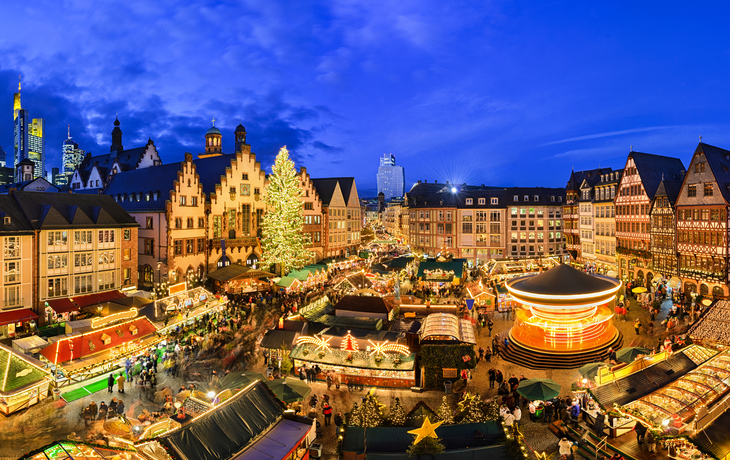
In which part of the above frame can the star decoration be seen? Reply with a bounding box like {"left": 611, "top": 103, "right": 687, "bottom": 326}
{"left": 407, "top": 416, "right": 443, "bottom": 445}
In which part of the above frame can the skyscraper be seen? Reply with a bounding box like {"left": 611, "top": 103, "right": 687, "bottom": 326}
{"left": 58, "top": 125, "right": 85, "bottom": 186}
{"left": 12, "top": 76, "right": 45, "bottom": 180}
{"left": 377, "top": 153, "right": 405, "bottom": 200}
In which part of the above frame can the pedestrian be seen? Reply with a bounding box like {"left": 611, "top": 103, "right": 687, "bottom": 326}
{"left": 323, "top": 402, "right": 333, "bottom": 426}
{"left": 326, "top": 373, "right": 333, "bottom": 390}
{"left": 608, "top": 348, "right": 617, "bottom": 365}
{"left": 594, "top": 411, "right": 605, "bottom": 436}
{"left": 108, "top": 398, "right": 118, "bottom": 415}
{"left": 116, "top": 373, "right": 126, "bottom": 394}
{"left": 82, "top": 405, "right": 92, "bottom": 427}
{"left": 634, "top": 319, "right": 641, "bottom": 335}
{"left": 646, "top": 429, "right": 657, "bottom": 453}
{"left": 98, "top": 401, "right": 108, "bottom": 420}
{"left": 503, "top": 410, "right": 515, "bottom": 433}
{"left": 488, "top": 368, "right": 496, "bottom": 389}
{"left": 334, "top": 373, "right": 341, "bottom": 390}
{"left": 513, "top": 406, "right": 522, "bottom": 428}
{"left": 487, "top": 319, "right": 494, "bottom": 336}
{"left": 529, "top": 401, "right": 537, "bottom": 421}
{"left": 116, "top": 400, "right": 125, "bottom": 416}
{"left": 299, "top": 366, "right": 306, "bottom": 381}
{"left": 334, "top": 412, "right": 343, "bottom": 430}
{"left": 107, "top": 373, "right": 115, "bottom": 393}
{"left": 558, "top": 438, "right": 572, "bottom": 458}
{"left": 634, "top": 421, "right": 647, "bottom": 444}
{"left": 647, "top": 321, "right": 654, "bottom": 335}
{"left": 88, "top": 400, "right": 98, "bottom": 421}
{"left": 495, "top": 370, "right": 504, "bottom": 387}
{"left": 484, "top": 347, "right": 492, "bottom": 363}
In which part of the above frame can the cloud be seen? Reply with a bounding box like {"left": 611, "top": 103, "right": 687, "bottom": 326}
{"left": 541, "top": 126, "right": 678, "bottom": 146}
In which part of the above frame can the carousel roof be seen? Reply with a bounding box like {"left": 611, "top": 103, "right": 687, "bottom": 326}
{"left": 508, "top": 263, "right": 619, "bottom": 296}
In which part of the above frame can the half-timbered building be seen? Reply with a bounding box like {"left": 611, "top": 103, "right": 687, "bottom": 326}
{"left": 676, "top": 143, "right": 730, "bottom": 297}
{"left": 563, "top": 168, "right": 610, "bottom": 264}
{"left": 649, "top": 178, "right": 682, "bottom": 281}
{"left": 615, "top": 151, "right": 685, "bottom": 285}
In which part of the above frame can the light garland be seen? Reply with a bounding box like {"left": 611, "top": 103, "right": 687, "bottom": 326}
{"left": 91, "top": 308, "right": 138, "bottom": 329}
{"left": 367, "top": 340, "right": 410, "bottom": 357}
{"left": 296, "top": 335, "right": 332, "bottom": 353}
{"left": 341, "top": 331, "right": 359, "bottom": 352}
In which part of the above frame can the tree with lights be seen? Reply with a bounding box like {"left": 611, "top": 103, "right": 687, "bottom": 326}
{"left": 436, "top": 396, "right": 454, "bottom": 424}
{"left": 484, "top": 398, "right": 500, "bottom": 421}
{"left": 388, "top": 397, "right": 407, "bottom": 426}
{"left": 260, "top": 146, "right": 312, "bottom": 275}
{"left": 461, "top": 392, "right": 486, "bottom": 424}
{"left": 349, "top": 393, "right": 385, "bottom": 428}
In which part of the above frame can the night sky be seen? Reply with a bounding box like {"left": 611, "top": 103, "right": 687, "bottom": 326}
{"left": 1, "top": 1, "right": 729, "bottom": 196}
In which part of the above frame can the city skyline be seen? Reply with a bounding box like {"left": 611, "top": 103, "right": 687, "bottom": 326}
{"left": 3, "top": 2, "right": 730, "bottom": 192}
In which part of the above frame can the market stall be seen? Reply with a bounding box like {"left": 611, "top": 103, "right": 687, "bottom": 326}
{"left": 154, "top": 286, "right": 227, "bottom": 332}
{"left": 0, "top": 343, "right": 53, "bottom": 415}
{"left": 208, "top": 263, "right": 276, "bottom": 293}
{"left": 419, "top": 312, "right": 476, "bottom": 344}
{"left": 0, "top": 308, "right": 38, "bottom": 340}
{"left": 290, "top": 330, "right": 416, "bottom": 388}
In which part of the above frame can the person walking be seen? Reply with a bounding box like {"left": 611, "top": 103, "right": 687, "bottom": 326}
{"left": 513, "top": 406, "right": 522, "bottom": 429}
{"left": 558, "top": 438, "right": 572, "bottom": 458}
{"left": 116, "top": 400, "right": 125, "bottom": 417}
{"left": 495, "top": 370, "right": 504, "bottom": 387}
{"left": 323, "top": 402, "right": 333, "bottom": 426}
{"left": 488, "top": 368, "right": 496, "bottom": 389}
{"left": 484, "top": 347, "right": 492, "bottom": 363}
{"left": 634, "top": 421, "right": 647, "bottom": 444}
{"left": 634, "top": 319, "right": 642, "bottom": 335}
{"left": 107, "top": 373, "right": 115, "bottom": 393}
{"left": 334, "top": 412, "right": 343, "bottom": 430}
{"left": 88, "top": 401, "right": 98, "bottom": 421}
{"left": 116, "top": 372, "right": 126, "bottom": 394}
{"left": 487, "top": 319, "right": 494, "bottom": 337}
{"left": 98, "top": 401, "right": 108, "bottom": 420}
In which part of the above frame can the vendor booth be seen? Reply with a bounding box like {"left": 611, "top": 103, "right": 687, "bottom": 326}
{"left": 12, "top": 335, "right": 49, "bottom": 357}
{"left": 0, "top": 308, "right": 38, "bottom": 340}
{"left": 208, "top": 263, "right": 275, "bottom": 293}
{"left": 154, "top": 286, "right": 226, "bottom": 328}
{"left": 0, "top": 343, "right": 53, "bottom": 415}
{"left": 419, "top": 312, "right": 476, "bottom": 344}
{"left": 416, "top": 260, "right": 464, "bottom": 285}
{"left": 290, "top": 330, "right": 416, "bottom": 388}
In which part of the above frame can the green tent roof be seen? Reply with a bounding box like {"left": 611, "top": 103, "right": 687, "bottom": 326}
{"left": 0, "top": 343, "right": 49, "bottom": 393}
{"left": 277, "top": 276, "right": 299, "bottom": 288}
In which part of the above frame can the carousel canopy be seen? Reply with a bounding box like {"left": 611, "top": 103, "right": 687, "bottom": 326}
{"left": 508, "top": 263, "right": 619, "bottom": 296}
{"left": 209, "top": 263, "right": 275, "bottom": 282}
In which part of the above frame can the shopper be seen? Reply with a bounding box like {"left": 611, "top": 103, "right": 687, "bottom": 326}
{"left": 116, "top": 373, "right": 126, "bottom": 394}
{"left": 107, "top": 373, "right": 115, "bottom": 393}
{"left": 323, "top": 402, "right": 333, "bottom": 426}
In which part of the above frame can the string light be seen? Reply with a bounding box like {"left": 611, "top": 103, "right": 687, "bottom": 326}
{"left": 296, "top": 335, "right": 332, "bottom": 353}
{"left": 341, "top": 331, "right": 359, "bottom": 352}
{"left": 367, "top": 340, "right": 410, "bottom": 357}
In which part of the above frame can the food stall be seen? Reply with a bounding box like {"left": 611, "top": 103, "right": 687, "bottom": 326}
{"left": 155, "top": 286, "right": 227, "bottom": 333}
{"left": 207, "top": 263, "right": 276, "bottom": 293}
{"left": 0, "top": 343, "right": 53, "bottom": 415}
{"left": 289, "top": 331, "right": 416, "bottom": 388}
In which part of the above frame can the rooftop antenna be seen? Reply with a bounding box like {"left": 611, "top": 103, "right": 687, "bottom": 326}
{"left": 700, "top": 135, "right": 702, "bottom": 143}
{"left": 68, "top": 124, "right": 71, "bottom": 139}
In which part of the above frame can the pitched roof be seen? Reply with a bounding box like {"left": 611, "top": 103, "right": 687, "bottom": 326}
{"left": 76, "top": 145, "right": 150, "bottom": 183}
{"left": 653, "top": 179, "right": 683, "bottom": 206}
{"left": 104, "top": 162, "right": 183, "bottom": 212}
{"left": 697, "top": 142, "right": 730, "bottom": 203}
{"left": 0, "top": 195, "right": 34, "bottom": 234}
{"left": 0, "top": 343, "right": 50, "bottom": 393}
{"left": 193, "top": 153, "right": 239, "bottom": 196}
{"left": 334, "top": 295, "right": 392, "bottom": 314}
{"left": 630, "top": 151, "right": 686, "bottom": 199}
{"left": 565, "top": 168, "right": 612, "bottom": 192}
{"left": 310, "top": 178, "right": 340, "bottom": 205}
{"left": 12, "top": 191, "right": 138, "bottom": 229}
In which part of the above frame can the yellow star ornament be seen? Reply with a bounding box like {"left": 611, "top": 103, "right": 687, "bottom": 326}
{"left": 407, "top": 416, "right": 444, "bottom": 445}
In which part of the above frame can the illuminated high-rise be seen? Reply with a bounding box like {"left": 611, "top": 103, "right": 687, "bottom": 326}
{"left": 12, "top": 76, "right": 45, "bottom": 180}
{"left": 58, "top": 125, "right": 85, "bottom": 186}
{"left": 377, "top": 153, "right": 405, "bottom": 200}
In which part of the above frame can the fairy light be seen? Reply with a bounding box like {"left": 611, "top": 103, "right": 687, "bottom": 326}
{"left": 296, "top": 335, "right": 332, "bottom": 353}
{"left": 367, "top": 340, "right": 410, "bottom": 357}
{"left": 341, "top": 331, "right": 359, "bottom": 352}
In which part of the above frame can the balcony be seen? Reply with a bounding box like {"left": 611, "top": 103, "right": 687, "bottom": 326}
{"left": 212, "top": 237, "right": 259, "bottom": 250}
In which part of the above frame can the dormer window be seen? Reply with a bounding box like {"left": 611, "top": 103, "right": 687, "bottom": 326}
{"left": 491, "top": 197, "right": 498, "bottom": 205}
{"left": 478, "top": 198, "right": 486, "bottom": 205}
{"left": 3, "top": 217, "right": 10, "bottom": 225}
{"left": 153, "top": 192, "right": 158, "bottom": 200}
{"left": 514, "top": 195, "right": 519, "bottom": 201}
{"left": 534, "top": 195, "right": 539, "bottom": 202}
{"left": 551, "top": 196, "right": 555, "bottom": 202}
{"left": 524, "top": 195, "right": 529, "bottom": 201}
{"left": 466, "top": 198, "right": 473, "bottom": 205}
{"left": 558, "top": 196, "right": 563, "bottom": 202}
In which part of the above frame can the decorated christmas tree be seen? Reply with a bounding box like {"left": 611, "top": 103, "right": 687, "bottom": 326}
{"left": 436, "top": 396, "right": 454, "bottom": 424}
{"left": 348, "top": 402, "right": 362, "bottom": 427}
{"left": 461, "top": 392, "right": 486, "bottom": 424}
{"left": 388, "top": 398, "right": 407, "bottom": 426}
{"left": 456, "top": 391, "right": 476, "bottom": 421}
{"left": 484, "top": 398, "right": 500, "bottom": 421}
{"left": 260, "top": 146, "right": 312, "bottom": 275}
{"left": 358, "top": 392, "right": 385, "bottom": 427}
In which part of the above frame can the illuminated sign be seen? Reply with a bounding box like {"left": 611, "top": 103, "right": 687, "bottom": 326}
{"left": 91, "top": 308, "right": 138, "bottom": 329}
{"left": 169, "top": 282, "right": 187, "bottom": 295}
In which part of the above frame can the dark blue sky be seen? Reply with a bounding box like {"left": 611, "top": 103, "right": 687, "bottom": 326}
{"left": 1, "top": 1, "right": 729, "bottom": 196}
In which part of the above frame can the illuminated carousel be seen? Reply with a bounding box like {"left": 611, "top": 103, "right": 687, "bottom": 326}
{"left": 500, "top": 264, "right": 624, "bottom": 369}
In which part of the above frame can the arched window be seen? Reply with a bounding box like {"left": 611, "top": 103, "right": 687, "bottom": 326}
{"left": 700, "top": 284, "right": 709, "bottom": 296}
{"left": 143, "top": 265, "right": 154, "bottom": 284}
{"left": 229, "top": 229, "right": 236, "bottom": 239}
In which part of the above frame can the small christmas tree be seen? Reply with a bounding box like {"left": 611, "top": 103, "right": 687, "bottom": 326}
{"left": 407, "top": 436, "right": 445, "bottom": 457}
{"left": 461, "top": 392, "right": 486, "bottom": 424}
{"left": 388, "top": 398, "right": 407, "bottom": 426}
{"left": 348, "top": 402, "right": 362, "bottom": 427}
{"left": 436, "top": 396, "right": 454, "bottom": 424}
{"left": 456, "top": 392, "right": 475, "bottom": 420}
{"left": 359, "top": 393, "right": 385, "bottom": 427}
{"left": 484, "top": 398, "right": 500, "bottom": 421}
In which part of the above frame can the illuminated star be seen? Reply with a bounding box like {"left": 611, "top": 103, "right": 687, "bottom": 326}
{"left": 407, "top": 416, "right": 443, "bottom": 445}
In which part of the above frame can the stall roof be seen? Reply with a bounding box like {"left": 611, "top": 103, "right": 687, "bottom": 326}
{"left": 341, "top": 422, "right": 504, "bottom": 453}
{"left": 419, "top": 313, "right": 476, "bottom": 344}
{"left": 71, "top": 290, "right": 125, "bottom": 308}
{"left": 40, "top": 316, "right": 158, "bottom": 365}
{"left": 156, "top": 381, "right": 285, "bottom": 460}
{"left": 0, "top": 308, "right": 38, "bottom": 326}
{"left": 277, "top": 276, "right": 300, "bottom": 288}
{"left": 260, "top": 330, "right": 298, "bottom": 350}
{"left": 388, "top": 257, "right": 414, "bottom": 269}
{"left": 0, "top": 343, "right": 50, "bottom": 393}
{"left": 46, "top": 298, "right": 78, "bottom": 314}
{"left": 389, "top": 319, "right": 422, "bottom": 334}
{"left": 324, "top": 327, "right": 400, "bottom": 343}
{"left": 334, "top": 295, "right": 392, "bottom": 315}
{"left": 12, "top": 335, "right": 48, "bottom": 353}
{"left": 692, "top": 408, "right": 730, "bottom": 460}
{"left": 209, "top": 264, "right": 275, "bottom": 282}
{"left": 234, "top": 418, "right": 313, "bottom": 460}
{"left": 316, "top": 315, "right": 384, "bottom": 331}
{"left": 417, "top": 261, "right": 464, "bottom": 280}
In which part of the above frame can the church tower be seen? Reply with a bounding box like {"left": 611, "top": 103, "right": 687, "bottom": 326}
{"left": 110, "top": 117, "right": 123, "bottom": 153}
{"left": 234, "top": 123, "right": 247, "bottom": 153}
{"left": 202, "top": 118, "right": 223, "bottom": 157}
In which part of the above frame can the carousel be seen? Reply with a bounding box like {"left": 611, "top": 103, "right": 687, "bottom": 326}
{"left": 502, "top": 263, "right": 623, "bottom": 369}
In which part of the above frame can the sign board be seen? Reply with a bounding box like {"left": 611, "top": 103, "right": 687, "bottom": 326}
{"left": 443, "top": 368, "right": 458, "bottom": 379}
{"left": 169, "top": 282, "right": 187, "bottom": 295}
{"left": 465, "top": 299, "right": 475, "bottom": 311}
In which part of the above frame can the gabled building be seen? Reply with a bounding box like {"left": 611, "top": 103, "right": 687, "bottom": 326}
{"left": 563, "top": 168, "right": 611, "bottom": 263}
{"left": 69, "top": 118, "right": 161, "bottom": 190}
{"left": 593, "top": 170, "right": 621, "bottom": 276}
{"left": 578, "top": 168, "right": 613, "bottom": 268}
{"left": 650, "top": 178, "right": 682, "bottom": 281}
{"left": 614, "top": 151, "right": 685, "bottom": 284}
{"left": 298, "top": 167, "right": 324, "bottom": 262}
{"left": 676, "top": 143, "right": 730, "bottom": 297}
{"left": 311, "top": 177, "right": 362, "bottom": 259}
